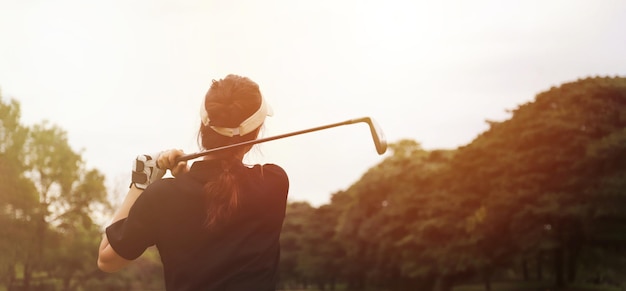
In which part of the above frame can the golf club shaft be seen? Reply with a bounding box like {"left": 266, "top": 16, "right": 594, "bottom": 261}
{"left": 176, "top": 117, "right": 371, "bottom": 163}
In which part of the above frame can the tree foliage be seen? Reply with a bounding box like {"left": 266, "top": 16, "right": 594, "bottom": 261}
{"left": 278, "top": 76, "right": 626, "bottom": 291}
{"left": 0, "top": 94, "right": 120, "bottom": 290}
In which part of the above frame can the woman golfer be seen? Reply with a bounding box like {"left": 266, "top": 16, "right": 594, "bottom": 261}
{"left": 98, "top": 74, "right": 289, "bottom": 291}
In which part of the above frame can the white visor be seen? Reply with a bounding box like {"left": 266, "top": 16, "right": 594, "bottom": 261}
{"left": 200, "top": 98, "right": 273, "bottom": 137}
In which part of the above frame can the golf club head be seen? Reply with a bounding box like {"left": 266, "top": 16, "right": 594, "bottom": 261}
{"left": 354, "top": 117, "right": 387, "bottom": 155}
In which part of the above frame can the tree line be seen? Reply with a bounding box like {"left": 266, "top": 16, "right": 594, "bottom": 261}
{"left": 1, "top": 76, "right": 625, "bottom": 291}
{"left": 278, "top": 76, "right": 626, "bottom": 291}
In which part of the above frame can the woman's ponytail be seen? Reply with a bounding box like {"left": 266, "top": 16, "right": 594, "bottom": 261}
{"left": 203, "top": 159, "right": 240, "bottom": 229}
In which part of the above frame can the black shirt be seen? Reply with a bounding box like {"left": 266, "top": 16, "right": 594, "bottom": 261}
{"left": 106, "top": 160, "right": 289, "bottom": 291}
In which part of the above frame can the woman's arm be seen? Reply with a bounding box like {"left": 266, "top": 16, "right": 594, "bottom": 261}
{"left": 97, "top": 150, "right": 187, "bottom": 273}
{"left": 97, "top": 185, "right": 143, "bottom": 273}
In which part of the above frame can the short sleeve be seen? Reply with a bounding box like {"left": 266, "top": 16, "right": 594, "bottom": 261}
{"left": 262, "top": 164, "right": 289, "bottom": 200}
{"left": 105, "top": 190, "right": 159, "bottom": 260}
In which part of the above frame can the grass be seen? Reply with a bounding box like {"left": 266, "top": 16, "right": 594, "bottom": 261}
{"left": 567, "top": 283, "right": 624, "bottom": 291}
{"left": 454, "top": 281, "right": 550, "bottom": 291}
{"left": 2, "top": 280, "right": 621, "bottom": 291}
{"left": 453, "top": 281, "right": 624, "bottom": 291}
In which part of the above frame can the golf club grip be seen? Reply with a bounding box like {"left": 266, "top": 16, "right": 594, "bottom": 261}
{"left": 175, "top": 118, "right": 371, "bottom": 163}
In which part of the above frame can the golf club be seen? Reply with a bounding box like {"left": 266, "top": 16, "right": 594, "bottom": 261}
{"left": 176, "top": 117, "right": 387, "bottom": 163}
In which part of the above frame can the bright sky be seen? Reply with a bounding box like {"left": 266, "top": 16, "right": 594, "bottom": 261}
{"left": 1, "top": 0, "right": 625, "bottom": 206}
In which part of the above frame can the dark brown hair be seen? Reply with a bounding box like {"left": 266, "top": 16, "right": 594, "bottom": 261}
{"left": 199, "top": 74, "right": 263, "bottom": 229}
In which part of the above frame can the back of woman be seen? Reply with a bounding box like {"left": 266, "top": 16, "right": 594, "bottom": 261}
{"left": 98, "top": 75, "right": 289, "bottom": 291}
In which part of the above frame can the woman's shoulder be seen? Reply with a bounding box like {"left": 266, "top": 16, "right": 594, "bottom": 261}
{"left": 246, "top": 163, "right": 289, "bottom": 191}
{"left": 248, "top": 163, "right": 288, "bottom": 179}
{"left": 259, "top": 163, "right": 287, "bottom": 176}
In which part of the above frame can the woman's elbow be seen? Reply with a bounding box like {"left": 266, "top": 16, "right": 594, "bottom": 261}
{"left": 97, "top": 248, "right": 130, "bottom": 273}
{"left": 97, "top": 256, "right": 123, "bottom": 273}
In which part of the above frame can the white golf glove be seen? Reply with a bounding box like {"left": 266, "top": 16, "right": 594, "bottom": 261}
{"left": 130, "top": 152, "right": 166, "bottom": 190}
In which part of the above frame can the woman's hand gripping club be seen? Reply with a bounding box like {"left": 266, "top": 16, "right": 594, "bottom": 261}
{"left": 130, "top": 150, "right": 189, "bottom": 190}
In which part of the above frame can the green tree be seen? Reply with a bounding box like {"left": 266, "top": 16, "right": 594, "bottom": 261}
{"left": 446, "top": 76, "right": 626, "bottom": 288}
{"left": 50, "top": 169, "right": 109, "bottom": 290}
{"left": 336, "top": 140, "right": 467, "bottom": 291}
{"left": 0, "top": 94, "right": 110, "bottom": 290}
{"left": 322, "top": 77, "right": 626, "bottom": 290}
{"left": 279, "top": 201, "right": 316, "bottom": 289}
{"left": 0, "top": 95, "right": 39, "bottom": 290}
{"left": 296, "top": 202, "right": 345, "bottom": 290}
{"left": 18, "top": 122, "right": 84, "bottom": 290}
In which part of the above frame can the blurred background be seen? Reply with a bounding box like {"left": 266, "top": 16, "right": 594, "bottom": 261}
{"left": 1, "top": 0, "right": 625, "bottom": 290}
